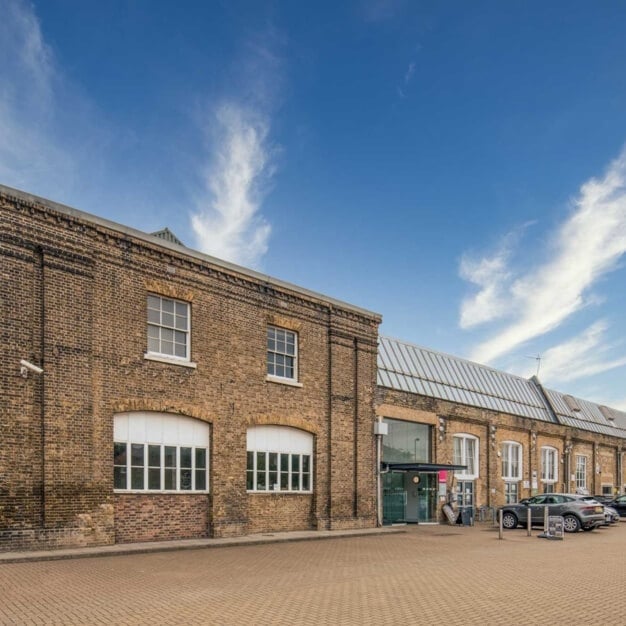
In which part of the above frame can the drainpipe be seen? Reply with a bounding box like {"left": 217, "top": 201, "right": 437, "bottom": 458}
{"left": 37, "top": 247, "right": 46, "bottom": 529}
{"left": 375, "top": 416, "right": 388, "bottom": 527}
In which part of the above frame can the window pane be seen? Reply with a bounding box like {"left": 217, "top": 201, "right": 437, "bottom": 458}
{"left": 114, "top": 466, "right": 127, "bottom": 489}
{"left": 175, "top": 301, "right": 187, "bottom": 317}
{"left": 164, "top": 468, "right": 176, "bottom": 490}
{"left": 180, "top": 447, "right": 192, "bottom": 468}
{"left": 162, "top": 299, "right": 174, "bottom": 313}
{"left": 257, "top": 452, "right": 266, "bottom": 471}
{"left": 247, "top": 451, "right": 254, "bottom": 472}
{"left": 148, "top": 468, "right": 160, "bottom": 490}
{"left": 291, "top": 455, "right": 300, "bottom": 473}
{"left": 247, "top": 470, "right": 254, "bottom": 490}
{"left": 291, "top": 471, "right": 300, "bottom": 491}
{"left": 148, "top": 445, "right": 160, "bottom": 467}
{"left": 269, "top": 471, "right": 278, "bottom": 489}
{"left": 269, "top": 453, "right": 278, "bottom": 471}
{"left": 114, "top": 442, "right": 127, "bottom": 465}
{"left": 302, "top": 455, "right": 310, "bottom": 473}
{"left": 147, "top": 337, "right": 160, "bottom": 353}
{"left": 164, "top": 446, "right": 176, "bottom": 468}
{"left": 280, "top": 472, "right": 289, "bottom": 490}
{"left": 302, "top": 472, "right": 310, "bottom": 491}
{"left": 257, "top": 468, "right": 266, "bottom": 490}
{"left": 281, "top": 454, "right": 289, "bottom": 471}
{"left": 147, "top": 295, "right": 160, "bottom": 310}
{"left": 196, "top": 449, "right": 207, "bottom": 469}
{"left": 131, "top": 443, "right": 144, "bottom": 466}
{"left": 180, "top": 469, "right": 192, "bottom": 490}
{"left": 147, "top": 309, "right": 160, "bottom": 324}
{"left": 131, "top": 467, "right": 144, "bottom": 490}
{"left": 195, "top": 470, "right": 206, "bottom": 491}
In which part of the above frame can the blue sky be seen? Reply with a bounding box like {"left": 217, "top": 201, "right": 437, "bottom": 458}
{"left": 2, "top": 0, "right": 626, "bottom": 409}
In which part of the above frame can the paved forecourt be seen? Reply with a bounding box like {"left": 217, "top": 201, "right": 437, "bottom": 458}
{"left": 1, "top": 523, "right": 625, "bottom": 625}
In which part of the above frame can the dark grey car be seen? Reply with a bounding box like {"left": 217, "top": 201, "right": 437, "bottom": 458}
{"left": 499, "top": 493, "right": 605, "bottom": 532}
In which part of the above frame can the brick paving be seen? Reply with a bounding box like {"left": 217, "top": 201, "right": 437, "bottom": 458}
{"left": 1, "top": 523, "right": 625, "bottom": 625}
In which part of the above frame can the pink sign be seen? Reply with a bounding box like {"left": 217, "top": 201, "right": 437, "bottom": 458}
{"left": 438, "top": 470, "right": 447, "bottom": 483}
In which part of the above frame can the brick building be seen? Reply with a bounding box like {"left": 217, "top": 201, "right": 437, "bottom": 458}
{"left": 376, "top": 336, "right": 626, "bottom": 524}
{"left": 0, "top": 185, "right": 380, "bottom": 551}
{"left": 2, "top": 185, "right": 626, "bottom": 553}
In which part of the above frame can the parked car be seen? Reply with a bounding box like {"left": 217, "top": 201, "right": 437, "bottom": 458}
{"left": 606, "top": 494, "right": 626, "bottom": 517}
{"left": 591, "top": 494, "right": 615, "bottom": 504}
{"left": 603, "top": 505, "right": 620, "bottom": 525}
{"left": 579, "top": 496, "right": 620, "bottom": 525}
{"left": 499, "top": 493, "right": 605, "bottom": 532}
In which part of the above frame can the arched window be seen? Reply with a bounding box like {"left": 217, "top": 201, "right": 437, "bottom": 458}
{"left": 501, "top": 441, "right": 523, "bottom": 503}
{"left": 453, "top": 434, "right": 479, "bottom": 479}
{"left": 541, "top": 446, "right": 559, "bottom": 487}
{"left": 113, "top": 412, "right": 209, "bottom": 492}
{"left": 246, "top": 425, "right": 313, "bottom": 493}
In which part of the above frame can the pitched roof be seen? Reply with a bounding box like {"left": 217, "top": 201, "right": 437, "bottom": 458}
{"left": 151, "top": 227, "right": 184, "bottom": 246}
{"left": 377, "top": 336, "right": 626, "bottom": 439}
{"left": 377, "top": 336, "right": 554, "bottom": 422}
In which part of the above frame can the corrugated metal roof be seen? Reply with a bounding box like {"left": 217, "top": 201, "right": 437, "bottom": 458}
{"left": 543, "top": 388, "right": 626, "bottom": 439}
{"left": 378, "top": 336, "right": 554, "bottom": 422}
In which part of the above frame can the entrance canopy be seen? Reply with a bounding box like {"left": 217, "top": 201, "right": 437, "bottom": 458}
{"left": 381, "top": 462, "right": 466, "bottom": 472}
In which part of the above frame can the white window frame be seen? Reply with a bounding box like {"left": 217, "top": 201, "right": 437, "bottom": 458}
{"left": 113, "top": 412, "right": 209, "bottom": 493}
{"left": 501, "top": 441, "right": 522, "bottom": 481}
{"left": 504, "top": 481, "right": 519, "bottom": 504}
{"left": 453, "top": 434, "right": 479, "bottom": 480}
{"left": 266, "top": 326, "right": 301, "bottom": 386}
{"left": 541, "top": 446, "right": 559, "bottom": 484}
{"left": 247, "top": 425, "right": 313, "bottom": 493}
{"left": 575, "top": 455, "right": 588, "bottom": 491}
{"left": 145, "top": 293, "right": 196, "bottom": 368}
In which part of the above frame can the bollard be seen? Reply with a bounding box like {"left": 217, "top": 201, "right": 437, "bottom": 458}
{"left": 544, "top": 506, "right": 549, "bottom": 536}
{"left": 527, "top": 508, "right": 532, "bottom": 536}
{"left": 498, "top": 508, "right": 503, "bottom": 540}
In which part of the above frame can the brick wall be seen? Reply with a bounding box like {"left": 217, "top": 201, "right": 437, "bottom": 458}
{"left": 377, "top": 387, "right": 626, "bottom": 516}
{"left": 0, "top": 187, "right": 381, "bottom": 551}
{"left": 114, "top": 495, "right": 208, "bottom": 543}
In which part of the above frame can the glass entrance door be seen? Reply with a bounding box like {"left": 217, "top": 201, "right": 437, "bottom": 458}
{"left": 416, "top": 473, "right": 438, "bottom": 523}
{"left": 382, "top": 472, "right": 438, "bottom": 524}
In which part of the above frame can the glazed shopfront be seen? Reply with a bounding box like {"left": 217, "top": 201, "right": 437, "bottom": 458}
{"left": 381, "top": 418, "right": 464, "bottom": 524}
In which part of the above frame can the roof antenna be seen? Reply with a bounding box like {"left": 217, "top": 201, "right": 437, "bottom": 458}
{"left": 525, "top": 354, "right": 542, "bottom": 377}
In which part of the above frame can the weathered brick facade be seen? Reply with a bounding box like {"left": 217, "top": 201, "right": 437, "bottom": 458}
{"left": 376, "top": 387, "right": 626, "bottom": 519}
{"left": 0, "top": 186, "right": 380, "bottom": 551}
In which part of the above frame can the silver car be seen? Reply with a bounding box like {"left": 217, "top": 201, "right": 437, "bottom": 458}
{"left": 499, "top": 493, "right": 605, "bottom": 532}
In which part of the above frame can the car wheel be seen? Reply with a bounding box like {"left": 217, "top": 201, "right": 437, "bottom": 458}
{"left": 502, "top": 512, "right": 518, "bottom": 529}
{"left": 563, "top": 514, "right": 581, "bottom": 533}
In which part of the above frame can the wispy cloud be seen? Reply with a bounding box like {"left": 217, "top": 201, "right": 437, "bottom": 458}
{"left": 461, "top": 148, "right": 626, "bottom": 365}
{"left": 191, "top": 103, "right": 274, "bottom": 267}
{"left": 0, "top": 0, "right": 75, "bottom": 194}
{"left": 190, "top": 32, "right": 282, "bottom": 268}
{"left": 459, "top": 227, "right": 533, "bottom": 328}
{"left": 397, "top": 61, "right": 416, "bottom": 98}
{"left": 535, "top": 321, "right": 626, "bottom": 383}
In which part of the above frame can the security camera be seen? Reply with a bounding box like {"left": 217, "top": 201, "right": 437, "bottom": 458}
{"left": 20, "top": 359, "right": 44, "bottom": 377}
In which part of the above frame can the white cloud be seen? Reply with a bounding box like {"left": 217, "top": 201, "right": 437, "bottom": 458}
{"left": 462, "top": 149, "right": 626, "bottom": 365}
{"left": 459, "top": 237, "right": 514, "bottom": 328}
{"left": 459, "top": 224, "right": 535, "bottom": 328}
{"left": 190, "top": 103, "right": 274, "bottom": 268}
{"left": 190, "top": 28, "right": 283, "bottom": 269}
{"left": 0, "top": 0, "right": 77, "bottom": 197}
{"left": 536, "top": 320, "right": 626, "bottom": 384}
